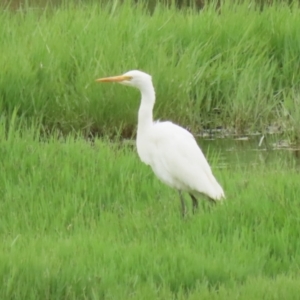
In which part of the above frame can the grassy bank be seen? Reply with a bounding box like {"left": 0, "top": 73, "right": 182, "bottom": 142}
{"left": 0, "top": 0, "right": 300, "bottom": 138}
{"left": 0, "top": 117, "right": 300, "bottom": 298}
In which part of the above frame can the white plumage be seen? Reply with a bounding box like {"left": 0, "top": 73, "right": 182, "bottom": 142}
{"left": 96, "top": 70, "right": 225, "bottom": 215}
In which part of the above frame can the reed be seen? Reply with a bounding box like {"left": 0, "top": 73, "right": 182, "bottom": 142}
{"left": 0, "top": 0, "right": 300, "bottom": 138}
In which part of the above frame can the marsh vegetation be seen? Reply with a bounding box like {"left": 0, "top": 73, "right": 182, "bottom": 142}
{"left": 1, "top": 1, "right": 300, "bottom": 298}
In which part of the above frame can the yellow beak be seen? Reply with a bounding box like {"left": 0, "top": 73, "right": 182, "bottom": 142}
{"left": 95, "top": 75, "right": 132, "bottom": 83}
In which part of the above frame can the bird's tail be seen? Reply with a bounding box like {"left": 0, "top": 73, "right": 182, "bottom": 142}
{"left": 207, "top": 175, "right": 225, "bottom": 201}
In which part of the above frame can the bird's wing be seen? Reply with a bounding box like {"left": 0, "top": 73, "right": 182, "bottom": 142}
{"left": 148, "top": 121, "right": 224, "bottom": 199}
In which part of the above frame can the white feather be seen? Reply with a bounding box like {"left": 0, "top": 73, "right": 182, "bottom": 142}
{"left": 137, "top": 121, "right": 224, "bottom": 200}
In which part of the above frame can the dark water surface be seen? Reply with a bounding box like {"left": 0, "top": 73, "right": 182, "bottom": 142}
{"left": 199, "top": 133, "right": 300, "bottom": 170}
{"left": 123, "top": 133, "right": 300, "bottom": 169}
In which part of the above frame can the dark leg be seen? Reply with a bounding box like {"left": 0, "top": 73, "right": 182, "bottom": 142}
{"left": 178, "top": 191, "right": 186, "bottom": 217}
{"left": 208, "top": 197, "right": 217, "bottom": 204}
{"left": 189, "top": 193, "right": 199, "bottom": 214}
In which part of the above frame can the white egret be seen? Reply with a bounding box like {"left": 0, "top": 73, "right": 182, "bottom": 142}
{"left": 96, "top": 70, "right": 225, "bottom": 216}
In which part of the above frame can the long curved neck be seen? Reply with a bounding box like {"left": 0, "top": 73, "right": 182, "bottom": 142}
{"left": 137, "top": 83, "right": 155, "bottom": 134}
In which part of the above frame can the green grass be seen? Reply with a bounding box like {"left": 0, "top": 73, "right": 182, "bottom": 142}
{"left": 0, "top": 115, "right": 300, "bottom": 299}
{"left": 1, "top": 1, "right": 300, "bottom": 297}
{"left": 0, "top": 0, "right": 300, "bottom": 138}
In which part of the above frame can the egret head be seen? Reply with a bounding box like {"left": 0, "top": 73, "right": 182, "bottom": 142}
{"left": 96, "top": 70, "right": 152, "bottom": 90}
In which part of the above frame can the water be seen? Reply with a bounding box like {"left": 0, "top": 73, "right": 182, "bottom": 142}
{"left": 199, "top": 133, "right": 300, "bottom": 170}
{"left": 122, "top": 132, "right": 300, "bottom": 170}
